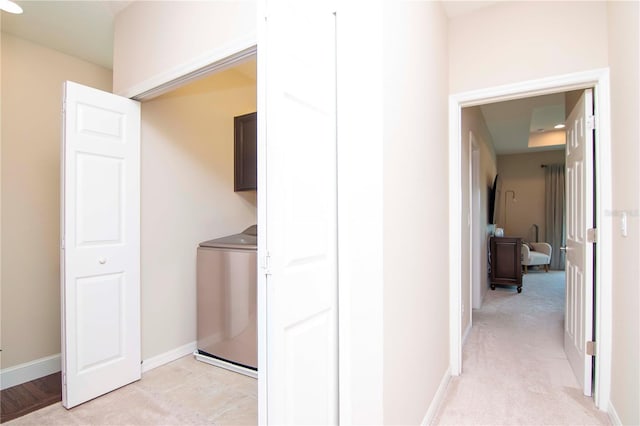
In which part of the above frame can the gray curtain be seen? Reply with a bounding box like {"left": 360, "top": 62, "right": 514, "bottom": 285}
{"left": 545, "top": 164, "right": 566, "bottom": 270}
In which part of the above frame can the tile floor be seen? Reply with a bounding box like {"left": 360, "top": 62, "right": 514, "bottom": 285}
{"left": 6, "top": 356, "right": 257, "bottom": 425}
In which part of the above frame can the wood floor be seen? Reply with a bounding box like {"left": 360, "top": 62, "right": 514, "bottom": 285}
{"left": 0, "top": 372, "right": 62, "bottom": 423}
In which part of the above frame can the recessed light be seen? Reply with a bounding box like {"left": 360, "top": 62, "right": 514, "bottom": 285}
{"left": 0, "top": 0, "right": 23, "bottom": 14}
{"left": 554, "top": 124, "right": 566, "bottom": 129}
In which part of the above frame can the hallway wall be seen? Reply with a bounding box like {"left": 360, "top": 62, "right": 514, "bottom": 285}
{"left": 449, "top": 1, "right": 608, "bottom": 93}
{"left": 382, "top": 1, "right": 450, "bottom": 423}
{"left": 460, "top": 107, "right": 497, "bottom": 313}
{"left": 606, "top": 1, "right": 640, "bottom": 424}
{"left": 113, "top": 1, "right": 256, "bottom": 96}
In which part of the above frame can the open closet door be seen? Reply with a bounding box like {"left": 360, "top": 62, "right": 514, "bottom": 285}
{"left": 564, "top": 88, "right": 595, "bottom": 396}
{"left": 61, "top": 81, "right": 141, "bottom": 408}
{"left": 259, "top": 0, "right": 338, "bottom": 423}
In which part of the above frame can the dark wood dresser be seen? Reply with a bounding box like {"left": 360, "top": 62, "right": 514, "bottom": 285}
{"left": 490, "top": 236, "right": 523, "bottom": 293}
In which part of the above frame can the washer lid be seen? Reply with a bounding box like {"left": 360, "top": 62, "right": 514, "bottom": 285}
{"left": 199, "top": 225, "right": 257, "bottom": 250}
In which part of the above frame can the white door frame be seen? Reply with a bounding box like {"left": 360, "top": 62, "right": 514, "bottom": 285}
{"left": 448, "top": 68, "right": 612, "bottom": 410}
{"left": 470, "top": 133, "right": 482, "bottom": 311}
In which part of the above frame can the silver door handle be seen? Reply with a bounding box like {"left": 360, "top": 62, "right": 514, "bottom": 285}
{"left": 559, "top": 246, "right": 567, "bottom": 252}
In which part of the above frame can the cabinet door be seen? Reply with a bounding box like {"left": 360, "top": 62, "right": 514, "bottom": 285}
{"left": 235, "top": 112, "right": 257, "bottom": 191}
{"left": 491, "top": 237, "right": 522, "bottom": 284}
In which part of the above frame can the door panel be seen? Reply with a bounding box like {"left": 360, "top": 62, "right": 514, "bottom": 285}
{"left": 75, "top": 153, "right": 124, "bottom": 245}
{"left": 564, "top": 88, "right": 594, "bottom": 396}
{"left": 62, "top": 81, "right": 141, "bottom": 408}
{"left": 261, "top": 1, "right": 338, "bottom": 423}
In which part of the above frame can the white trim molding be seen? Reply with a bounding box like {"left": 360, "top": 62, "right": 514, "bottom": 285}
{"left": 448, "top": 68, "right": 612, "bottom": 411}
{"left": 141, "top": 341, "right": 197, "bottom": 373}
{"left": 421, "top": 367, "right": 451, "bottom": 425}
{"left": 607, "top": 401, "right": 622, "bottom": 426}
{"left": 0, "top": 354, "right": 61, "bottom": 390}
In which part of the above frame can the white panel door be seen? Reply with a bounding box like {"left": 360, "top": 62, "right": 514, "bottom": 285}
{"left": 260, "top": 0, "right": 338, "bottom": 424}
{"left": 564, "top": 89, "right": 594, "bottom": 396}
{"left": 61, "top": 81, "right": 141, "bottom": 408}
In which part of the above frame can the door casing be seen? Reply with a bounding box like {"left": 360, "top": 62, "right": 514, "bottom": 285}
{"left": 448, "top": 68, "right": 612, "bottom": 410}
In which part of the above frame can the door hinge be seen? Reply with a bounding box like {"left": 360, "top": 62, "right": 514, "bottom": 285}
{"left": 262, "top": 252, "right": 272, "bottom": 276}
{"left": 587, "top": 228, "right": 597, "bottom": 243}
{"left": 586, "top": 340, "right": 597, "bottom": 356}
{"left": 587, "top": 115, "right": 595, "bottom": 131}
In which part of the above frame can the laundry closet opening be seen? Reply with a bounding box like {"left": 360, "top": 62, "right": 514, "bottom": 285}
{"left": 139, "top": 56, "right": 258, "bottom": 396}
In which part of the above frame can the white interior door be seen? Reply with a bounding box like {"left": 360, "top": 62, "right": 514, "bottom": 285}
{"left": 564, "top": 88, "right": 594, "bottom": 396}
{"left": 259, "top": 1, "right": 338, "bottom": 424}
{"left": 61, "top": 81, "right": 141, "bottom": 408}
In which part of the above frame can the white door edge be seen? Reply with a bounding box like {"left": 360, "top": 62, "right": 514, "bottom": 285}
{"left": 448, "top": 68, "right": 612, "bottom": 410}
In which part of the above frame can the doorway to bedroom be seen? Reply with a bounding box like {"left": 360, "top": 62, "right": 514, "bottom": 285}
{"left": 458, "top": 85, "right": 602, "bottom": 414}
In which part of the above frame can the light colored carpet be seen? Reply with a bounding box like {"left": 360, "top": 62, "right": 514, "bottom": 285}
{"left": 434, "top": 270, "right": 610, "bottom": 425}
{"left": 5, "top": 355, "right": 257, "bottom": 425}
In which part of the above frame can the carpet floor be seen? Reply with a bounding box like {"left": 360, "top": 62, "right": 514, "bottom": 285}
{"left": 4, "top": 356, "right": 256, "bottom": 425}
{"left": 434, "top": 270, "right": 610, "bottom": 425}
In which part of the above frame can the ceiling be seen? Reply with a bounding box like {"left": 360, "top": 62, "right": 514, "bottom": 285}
{"left": 1, "top": 1, "right": 131, "bottom": 69}
{"left": 1, "top": 0, "right": 501, "bottom": 70}
{"left": 3, "top": 0, "right": 561, "bottom": 153}
{"left": 479, "top": 93, "right": 567, "bottom": 155}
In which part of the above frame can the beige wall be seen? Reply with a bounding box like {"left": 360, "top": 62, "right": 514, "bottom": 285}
{"left": 113, "top": 0, "right": 256, "bottom": 96}
{"left": 449, "top": 1, "right": 609, "bottom": 93}
{"left": 606, "top": 1, "right": 640, "bottom": 424}
{"left": 140, "top": 65, "right": 257, "bottom": 360}
{"left": 1, "top": 34, "right": 112, "bottom": 368}
{"left": 382, "top": 2, "right": 449, "bottom": 423}
{"left": 496, "top": 150, "right": 565, "bottom": 239}
{"left": 461, "top": 106, "right": 497, "bottom": 315}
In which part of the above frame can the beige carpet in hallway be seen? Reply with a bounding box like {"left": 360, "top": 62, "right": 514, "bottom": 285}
{"left": 5, "top": 356, "right": 256, "bottom": 425}
{"left": 434, "top": 270, "right": 610, "bottom": 425}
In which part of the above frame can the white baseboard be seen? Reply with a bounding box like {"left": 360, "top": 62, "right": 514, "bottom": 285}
{"left": 421, "top": 367, "right": 451, "bottom": 425}
{"left": 0, "top": 354, "right": 61, "bottom": 390}
{"left": 0, "top": 342, "right": 198, "bottom": 389}
{"left": 141, "top": 341, "right": 197, "bottom": 373}
{"left": 607, "top": 400, "right": 622, "bottom": 426}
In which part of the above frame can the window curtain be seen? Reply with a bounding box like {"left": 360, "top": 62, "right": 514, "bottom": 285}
{"left": 544, "top": 164, "right": 566, "bottom": 270}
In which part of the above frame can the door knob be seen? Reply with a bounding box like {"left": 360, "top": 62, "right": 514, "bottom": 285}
{"left": 559, "top": 246, "right": 567, "bottom": 252}
{"left": 98, "top": 257, "right": 107, "bottom": 264}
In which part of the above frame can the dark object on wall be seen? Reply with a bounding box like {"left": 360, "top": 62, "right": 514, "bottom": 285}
{"left": 488, "top": 174, "right": 501, "bottom": 224}
{"left": 490, "top": 236, "right": 523, "bottom": 293}
{"left": 234, "top": 112, "right": 257, "bottom": 192}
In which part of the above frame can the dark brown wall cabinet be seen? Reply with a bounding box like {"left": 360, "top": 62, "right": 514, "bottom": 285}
{"left": 490, "top": 237, "right": 523, "bottom": 293}
{"left": 234, "top": 112, "right": 257, "bottom": 192}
